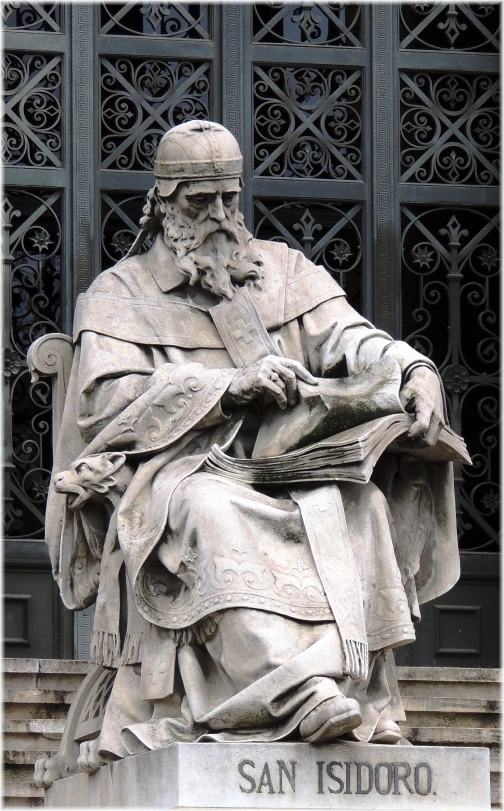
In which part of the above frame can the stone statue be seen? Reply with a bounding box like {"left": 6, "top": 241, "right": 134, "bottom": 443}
{"left": 34, "top": 120, "right": 465, "bottom": 786}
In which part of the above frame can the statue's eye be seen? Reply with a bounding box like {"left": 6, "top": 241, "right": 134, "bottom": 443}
{"left": 76, "top": 462, "right": 90, "bottom": 474}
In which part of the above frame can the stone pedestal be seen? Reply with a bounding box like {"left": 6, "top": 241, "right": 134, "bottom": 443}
{"left": 45, "top": 742, "right": 490, "bottom": 809}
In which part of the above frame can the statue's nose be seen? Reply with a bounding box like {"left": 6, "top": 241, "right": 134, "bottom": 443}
{"left": 209, "top": 196, "right": 225, "bottom": 222}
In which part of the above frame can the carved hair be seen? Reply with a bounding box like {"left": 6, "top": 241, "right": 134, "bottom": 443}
{"left": 124, "top": 186, "right": 163, "bottom": 259}
{"left": 124, "top": 184, "right": 263, "bottom": 300}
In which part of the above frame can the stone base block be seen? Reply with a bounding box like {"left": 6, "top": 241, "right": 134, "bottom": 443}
{"left": 45, "top": 741, "right": 490, "bottom": 809}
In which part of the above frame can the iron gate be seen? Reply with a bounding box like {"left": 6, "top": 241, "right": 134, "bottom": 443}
{"left": 3, "top": 2, "right": 500, "bottom": 664}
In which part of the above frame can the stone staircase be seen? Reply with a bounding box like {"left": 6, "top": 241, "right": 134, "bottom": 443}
{"left": 2, "top": 660, "right": 501, "bottom": 807}
{"left": 3, "top": 659, "right": 88, "bottom": 807}
{"left": 397, "top": 666, "right": 501, "bottom": 807}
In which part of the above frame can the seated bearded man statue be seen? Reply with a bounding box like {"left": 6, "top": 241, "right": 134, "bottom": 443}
{"left": 45, "top": 120, "right": 460, "bottom": 771}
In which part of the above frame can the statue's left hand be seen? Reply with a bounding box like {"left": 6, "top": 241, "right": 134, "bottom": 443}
{"left": 399, "top": 366, "right": 445, "bottom": 446}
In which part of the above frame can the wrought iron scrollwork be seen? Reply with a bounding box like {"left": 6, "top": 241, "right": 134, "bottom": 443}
{"left": 100, "top": 57, "right": 210, "bottom": 171}
{"left": 400, "top": 71, "right": 499, "bottom": 185}
{"left": 4, "top": 189, "right": 62, "bottom": 539}
{"left": 253, "top": 66, "right": 362, "bottom": 179}
{"left": 254, "top": 199, "right": 363, "bottom": 311}
{"left": 100, "top": 2, "right": 210, "bottom": 39}
{"left": 401, "top": 205, "right": 500, "bottom": 552}
{"left": 399, "top": 2, "right": 500, "bottom": 52}
{"left": 2, "top": 51, "right": 62, "bottom": 167}
{"left": 253, "top": 2, "right": 361, "bottom": 46}
{"left": 101, "top": 192, "right": 152, "bottom": 271}
{"left": 2, "top": 1, "right": 62, "bottom": 32}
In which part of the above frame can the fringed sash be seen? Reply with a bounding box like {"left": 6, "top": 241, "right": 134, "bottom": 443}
{"left": 289, "top": 485, "right": 369, "bottom": 681}
{"left": 89, "top": 509, "right": 146, "bottom": 667}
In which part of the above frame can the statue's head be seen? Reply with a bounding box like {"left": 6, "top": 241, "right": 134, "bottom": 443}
{"left": 153, "top": 120, "right": 243, "bottom": 198}
{"left": 128, "top": 121, "right": 262, "bottom": 300}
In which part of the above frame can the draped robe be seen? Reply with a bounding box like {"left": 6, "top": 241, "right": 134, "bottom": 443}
{"left": 46, "top": 234, "right": 459, "bottom": 752}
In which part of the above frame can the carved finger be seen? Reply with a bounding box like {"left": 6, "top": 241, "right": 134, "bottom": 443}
{"left": 271, "top": 362, "right": 298, "bottom": 405}
{"left": 278, "top": 357, "right": 317, "bottom": 385}
{"left": 262, "top": 378, "right": 288, "bottom": 409}
{"left": 424, "top": 412, "right": 443, "bottom": 447}
{"left": 399, "top": 385, "right": 414, "bottom": 410}
{"left": 407, "top": 413, "right": 431, "bottom": 440}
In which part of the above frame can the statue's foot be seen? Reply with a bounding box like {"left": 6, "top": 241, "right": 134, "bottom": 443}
{"left": 299, "top": 696, "right": 362, "bottom": 744}
{"left": 77, "top": 738, "right": 106, "bottom": 774}
{"left": 369, "top": 718, "right": 402, "bottom": 744}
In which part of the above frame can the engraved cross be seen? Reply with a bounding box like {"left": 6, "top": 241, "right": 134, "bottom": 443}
{"left": 231, "top": 319, "right": 257, "bottom": 345}
{"left": 146, "top": 654, "right": 168, "bottom": 685}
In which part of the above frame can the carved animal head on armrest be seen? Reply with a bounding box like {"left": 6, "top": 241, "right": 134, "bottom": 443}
{"left": 54, "top": 452, "right": 133, "bottom": 510}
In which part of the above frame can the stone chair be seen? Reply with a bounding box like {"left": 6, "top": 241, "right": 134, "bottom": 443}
{"left": 29, "top": 333, "right": 117, "bottom": 787}
{"left": 28, "top": 331, "right": 409, "bottom": 785}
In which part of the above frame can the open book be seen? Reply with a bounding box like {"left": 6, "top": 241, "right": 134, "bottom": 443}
{"left": 204, "top": 416, "right": 471, "bottom": 486}
{"left": 252, "top": 355, "right": 404, "bottom": 458}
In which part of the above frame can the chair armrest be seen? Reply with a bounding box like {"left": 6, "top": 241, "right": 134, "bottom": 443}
{"left": 27, "top": 333, "right": 73, "bottom": 450}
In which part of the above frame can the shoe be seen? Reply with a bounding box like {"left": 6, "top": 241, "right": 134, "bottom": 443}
{"left": 299, "top": 696, "right": 362, "bottom": 744}
{"left": 369, "top": 717, "right": 402, "bottom": 744}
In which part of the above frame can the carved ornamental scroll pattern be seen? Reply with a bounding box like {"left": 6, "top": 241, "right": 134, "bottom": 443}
{"left": 100, "top": 2, "right": 210, "bottom": 39}
{"left": 253, "top": 66, "right": 362, "bottom": 180}
{"left": 253, "top": 2, "right": 361, "bottom": 46}
{"left": 2, "top": 52, "right": 63, "bottom": 168}
{"left": 2, "top": 1, "right": 62, "bottom": 32}
{"left": 401, "top": 206, "right": 500, "bottom": 553}
{"left": 4, "top": 190, "right": 62, "bottom": 539}
{"left": 100, "top": 57, "right": 211, "bottom": 171}
{"left": 399, "top": 71, "right": 500, "bottom": 186}
{"left": 399, "top": 2, "right": 499, "bottom": 52}
{"left": 254, "top": 200, "right": 363, "bottom": 312}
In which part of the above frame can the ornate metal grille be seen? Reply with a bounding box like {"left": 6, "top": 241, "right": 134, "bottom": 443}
{"left": 100, "top": 58, "right": 211, "bottom": 172}
{"left": 2, "top": 52, "right": 63, "bottom": 168}
{"left": 402, "top": 205, "right": 499, "bottom": 552}
{"left": 253, "top": 2, "right": 362, "bottom": 46}
{"left": 4, "top": 189, "right": 62, "bottom": 539}
{"left": 3, "top": 2, "right": 500, "bottom": 663}
{"left": 253, "top": 65, "right": 362, "bottom": 179}
{"left": 101, "top": 192, "right": 151, "bottom": 270}
{"left": 100, "top": 2, "right": 210, "bottom": 39}
{"left": 399, "top": 71, "right": 500, "bottom": 185}
{"left": 254, "top": 200, "right": 363, "bottom": 311}
{"left": 2, "top": 1, "right": 62, "bottom": 32}
{"left": 399, "top": 3, "right": 499, "bottom": 52}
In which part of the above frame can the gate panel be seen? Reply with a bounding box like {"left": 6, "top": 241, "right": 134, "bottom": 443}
{"left": 3, "top": 2, "right": 499, "bottom": 666}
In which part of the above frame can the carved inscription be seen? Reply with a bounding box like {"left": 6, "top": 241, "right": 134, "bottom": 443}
{"left": 237, "top": 758, "right": 433, "bottom": 797}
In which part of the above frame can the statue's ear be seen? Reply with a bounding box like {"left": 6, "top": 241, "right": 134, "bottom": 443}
{"left": 106, "top": 452, "right": 127, "bottom": 474}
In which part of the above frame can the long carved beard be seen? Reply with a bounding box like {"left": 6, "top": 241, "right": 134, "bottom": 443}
{"left": 162, "top": 204, "right": 263, "bottom": 300}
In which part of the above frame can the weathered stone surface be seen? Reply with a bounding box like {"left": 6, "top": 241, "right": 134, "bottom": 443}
{"left": 45, "top": 742, "right": 490, "bottom": 809}
{"left": 34, "top": 121, "right": 467, "bottom": 789}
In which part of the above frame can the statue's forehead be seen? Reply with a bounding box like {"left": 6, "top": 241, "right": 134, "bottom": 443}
{"left": 178, "top": 178, "right": 241, "bottom": 195}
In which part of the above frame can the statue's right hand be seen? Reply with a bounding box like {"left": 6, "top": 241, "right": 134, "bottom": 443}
{"left": 223, "top": 354, "right": 317, "bottom": 410}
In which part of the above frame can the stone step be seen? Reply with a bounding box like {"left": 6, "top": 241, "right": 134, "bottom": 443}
{"left": 4, "top": 719, "right": 65, "bottom": 754}
{"left": 397, "top": 666, "right": 501, "bottom": 701}
{"left": 402, "top": 695, "right": 500, "bottom": 728}
{"left": 2, "top": 659, "right": 88, "bottom": 693}
{"left": 400, "top": 725, "right": 501, "bottom": 746}
{"left": 4, "top": 719, "right": 66, "bottom": 736}
{"left": 4, "top": 750, "right": 58, "bottom": 766}
{"left": 2, "top": 660, "right": 501, "bottom": 808}
{"left": 4, "top": 704, "right": 70, "bottom": 721}
{"left": 4, "top": 687, "right": 74, "bottom": 703}
{"left": 3, "top": 765, "right": 44, "bottom": 798}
